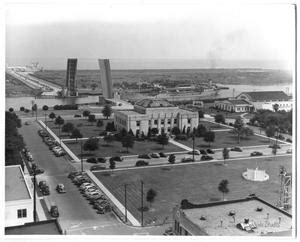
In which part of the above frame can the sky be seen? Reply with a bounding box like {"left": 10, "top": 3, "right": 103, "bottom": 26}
{"left": 5, "top": 3, "right": 295, "bottom": 70}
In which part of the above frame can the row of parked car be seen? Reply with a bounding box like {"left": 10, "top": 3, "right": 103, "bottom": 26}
{"left": 38, "top": 129, "right": 66, "bottom": 157}
{"left": 22, "top": 147, "right": 44, "bottom": 174}
{"left": 68, "top": 172, "right": 112, "bottom": 214}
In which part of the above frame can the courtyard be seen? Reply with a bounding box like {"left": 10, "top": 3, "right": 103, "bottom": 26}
{"left": 94, "top": 155, "right": 292, "bottom": 226}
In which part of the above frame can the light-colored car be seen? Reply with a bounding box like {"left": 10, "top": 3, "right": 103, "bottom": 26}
{"left": 52, "top": 146, "right": 62, "bottom": 152}
{"left": 80, "top": 183, "right": 92, "bottom": 189}
{"left": 286, "top": 148, "right": 292, "bottom": 154}
{"left": 80, "top": 184, "right": 96, "bottom": 191}
{"left": 188, "top": 150, "right": 201, "bottom": 155}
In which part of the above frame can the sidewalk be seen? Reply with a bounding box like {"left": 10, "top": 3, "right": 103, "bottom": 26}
{"left": 169, "top": 139, "right": 192, "bottom": 151}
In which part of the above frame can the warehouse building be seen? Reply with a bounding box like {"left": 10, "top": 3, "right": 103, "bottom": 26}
{"left": 114, "top": 99, "right": 199, "bottom": 135}
{"left": 214, "top": 99, "right": 253, "bottom": 113}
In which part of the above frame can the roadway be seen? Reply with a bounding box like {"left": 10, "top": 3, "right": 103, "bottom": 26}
{"left": 19, "top": 121, "right": 168, "bottom": 235}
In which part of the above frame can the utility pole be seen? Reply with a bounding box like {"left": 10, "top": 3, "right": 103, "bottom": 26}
{"left": 124, "top": 184, "right": 127, "bottom": 223}
{"left": 141, "top": 180, "right": 144, "bottom": 227}
{"left": 192, "top": 134, "right": 195, "bottom": 161}
{"left": 80, "top": 140, "right": 83, "bottom": 172}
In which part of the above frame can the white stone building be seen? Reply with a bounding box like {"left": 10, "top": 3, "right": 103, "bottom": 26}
{"left": 114, "top": 99, "right": 199, "bottom": 135}
{"left": 236, "top": 91, "right": 292, "bottom": 112}
{"left": 5, "top": 165, "right": 33, "bottom": 227}
{"left": 214, "top": 99, "right": 253, "bottom": 112}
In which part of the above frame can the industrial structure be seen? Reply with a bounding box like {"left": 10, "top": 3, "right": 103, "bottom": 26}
{"left": 98, "top": 59, "right": 113, "bottom": 99}
{"left": 65, "top": 58, "right": 78, "bottom": 96}
{"left": 114, "top": 99, "right": 199, "bottom": 136}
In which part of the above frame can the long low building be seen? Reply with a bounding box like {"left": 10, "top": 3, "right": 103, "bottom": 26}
{"left": 214, "top": 99, "right": 253, "bottom": 112}
{"left": 172, "top": 196, "right": 292, "bottom": 236}
{"left": 5, "top": 165, "right": 33, "bottom": 227}
{"left": 114, "top": 99, "right": 199, "bottom": 135}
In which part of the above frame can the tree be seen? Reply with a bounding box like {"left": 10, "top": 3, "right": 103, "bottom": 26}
{"left": 146, "top": 189, "right": 157, "bottom": 208}
{"left": 218, "top": 179, "right": 229, "bottom": 201}
{"left": 222, "top": 147, "right": 230, "bottom": 165}
{"left": 70, "top": 128, "right": 83, "bottom": 141}
{"left": 121, "top": 135, "right": 135, "bottom": 153}
{"left": 82, "top": 110, "right": 91, "bottom": 119}
{"left": 168, "top": 154, "right": 176, "bottom": 164}
{"left": 83, "top": 137, "right": 99, "bottom": 151}
{"left": 273, "top": 103, "right": 279, "bottom": 112}
{"left": 49, "top": 112, "right": 56, "bottom": 122}
{"left": 91, "top": 83, "right": 98, "bottom": 90}
{"left": 102, "top": 104, "right": 112, "bottom": 119}
{"left": 109, "top": 160, "right": 116, "bottom": 172}
{"left": 157, "top": 133, "right": 169, "bottom": 148}
{"left": 97, "top": 119, "right": 103, "bottom": 128}
{"left": 31, "top": 104, "right": 37, "bottom": 117}
{"left": 196, "top": 124, "right": 207, "bottom": 137}
{"left": 105, "top": 122, "right": 116, "bottom": 132}
{"left": 42, "top": 105, "right": 49, "bottom": 123}
{"left": 62, "top": 122, "right": 74, "bottom": 134}
{"left": 20, "top": 107, "right": 25, "bottom": 112}
{"left": 88, "top": 114, "right": 96, "bottom": 125}
{"left": 171, "top": 127, "right": 180, "bottom": 136}
{"left": 233, "top": 117, "right": 244, "bottom": 144}
{"left": 215, "top": 114, "right": 225, "bottom": 124}
{"left": 198, "top": 110, "right": 205, "bottom": 118}
{"left": 265, "top": 125, "right": 276, "bottom": 142}
{"left": 182, "top": 126, "right": 186, "bottom": 134}
{"left": 103, "top": 134, "right": 114, "bottom": 146}
{"left": 9, "top": 108, "right": 14, "bottom": 112}
{"left": 204, "top": 131, "right": 215, "bottom": 147}
{"left": 55, "top": 116, "right": 64, "bottom": 141}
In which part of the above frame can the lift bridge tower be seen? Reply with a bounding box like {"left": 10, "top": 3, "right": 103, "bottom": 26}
{"left": 278, "top": 166, "right": 292, "bottom": 211}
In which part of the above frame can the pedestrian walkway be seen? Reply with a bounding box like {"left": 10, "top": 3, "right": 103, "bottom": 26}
{"left": 86, "top": 171, "right": 141, "bottom": 227}
{"left": 169, "top": 139, "right": 193, "bottom": 151}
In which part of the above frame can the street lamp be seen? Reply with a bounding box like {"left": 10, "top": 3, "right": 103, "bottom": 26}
{"left": 192, "top": 133, "right": 195, "bottom": 162}
{"left": 32, "top": 166, "right": 38, "bottom": 223}
{"left": 80, "top": 140, "right": 83, "bottom": 172}
{"left": 141, "top": 180, "right": 144, "bottom": 227}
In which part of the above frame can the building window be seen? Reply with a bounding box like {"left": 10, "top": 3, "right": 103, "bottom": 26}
{"left": 188, "top": 119, "right": 191, "bottom": 124}
{"left": 154, "top": 120, "right": 158, "bottom": 125}
{"left": 136, "top": 121, "right": 140, "bottom": 127}
{"left": 168, "top": 119, "right": 171, "bottom": 124}
{"left": 17, "top": 209, "right": 27, "bottom": 218}
{"left": 167, "top": 127, "right": 171, "bottom": 132}
{"left": 174, "top": 119, "right": 177, "bottom": 124}
{"left": 161, "top": 120, "right": 165, "bottom": 125}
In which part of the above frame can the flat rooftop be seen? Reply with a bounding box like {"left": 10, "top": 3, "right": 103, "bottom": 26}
{"left": 5, "top": 220, "right": 62, "bottom": 235}
{"left": 183, "top": 198, "right": 292, "bottom": 236}
{"left": 5, "top": 165, "right": 31, "bottom": 202}
{"left": 117, "top": 110, "right": 146, "bottom": 116}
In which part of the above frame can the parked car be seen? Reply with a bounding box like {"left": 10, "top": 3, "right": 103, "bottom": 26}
{"left": 54, "top": 150, "right": 65, "bottom": 157}
{"left": 159, "top": 152, "right": 167, "bottom": 158}
{"left": 138, "top": 154, "right": 151, "bottom": 159}
{"left": 286, "top": 148, "right": 292, "bottom": 154}
{"left": 98, "top": 157, "right": 107, "bottom": 163}
{"left": 269, "top": 144, "right": 281, "bottom": 149}
{"left": 24, "top": 121, "right": 31, "bottom": 125}
{"left": 80, "top": 184, "right": 96, "bottom": 191}
{"left": 200, "top": 155, "right": 213, "bottom": 161}
{"left": 34, "top": 167, "right": 45, "bottom": 175}
{"left": 250, "top": 151, "right": 263, "bottom": 156}
{"left": 90, "top": 165, "right": 106, "bottom": 171}
{"left": 68, "top": 171, "right": 82, "bottom": 179}
{"left": 49, "top": 205, "right": 59, "bottom": 218}
{"left": 231, "top": 147, "right": 243, "bottom": 152}
{"left": 74, "top": 114, "right": 82, "bottom": 118}
{"left": 135, "top": 160, "right": 149, "bottom": 167}
{"left": 181, "top": 157, "right": 194, "bottom": 163}
{"left": 109, "top": 156, "right": 122, "bottom": 162}
{"left": 38, "top": 181, "right": 47, "bottom": 190}
{"left": 150, "top": 153, "right": 160, "bottom": 158}
{"left": 188, "top": 150, "right": 201, "bottom": 155}
{"left": 199, "top": 149, "right": 207, "bottom": 155}
{"left": 39, "top": 181, "right": 50, "bottom": 196}
{"left": 86, "top": 157, "right": 97, "bottom": 164}
{"left": 56, "top": 184, "right": 66, "bottom": 193}
{"left": 206, "top": 149, "right": 215, "bottom": 154}
{"left": 286, "top": 138, "right": 292, "bottom": 143}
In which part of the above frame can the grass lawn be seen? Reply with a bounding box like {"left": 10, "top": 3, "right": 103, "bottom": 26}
{"left": 94, "top": 155, "right": 292, "bottom": 226}
{"left": 46, "top": 118, "right": 112, "bottom": 138}
{"left": 65, "top": 138, "right": 185, "bottom": 158}
{"left": 199, "top": 120, "right": 231, "bottom": 130}
{"left": 176, "top": 130, "right": 283, "bottom": 149}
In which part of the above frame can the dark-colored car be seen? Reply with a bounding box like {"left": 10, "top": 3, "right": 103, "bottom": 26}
{"left": 109, "top": 156, "right": 122, "bottom": 162}
{"left": 135, "top": 160, "right": 149, "bottom": 167}
{"left": 34, "top": 168, "right": 45, "bottom": 175}
{"left": 231, "top": 147, "right": 243, "bottom": 152}
{"left": 200, "top": 155, "right": 213, "bottom": 161}
{"left": 98, "top": 157, "right": 107, "bottom": 163}
{"left": 56, "top": 184, "right": 66, "bottom": 193}
{"left": 199, "top": 149, "right": 207, "bottom": 155}
{"left": 74, "top": 114, "right": 82, "bottom": 118}
{"left": 181, "top": 157, "right": 194, "bottom": 163}
{"left": 86, "top": 157, "right": 97, "bottom": 164}
{"left": 150, "top": 153, "right": 160, "bottom": 158}
{"left": 159, "top": 152, "right": 167, "bottom": 158}
{"left": 269, "top": 144, "right": 281, "bottom": 149}
{"left": 68, "top": 171, "right": 82, "bottom": 179}
{"left": 206, "top": 149, "right": 215, "bottom": 154}
{"left": 138, "top": 154, "right": 151, "bottom": 159}
{"left": 250, "top": 151, "right": 263, "bottom": 156}
{"left": 50, "top": 206, "right": 59, "bottom": 218}
{"left": 90, "top": 165, "right": 106, "bottom": 171}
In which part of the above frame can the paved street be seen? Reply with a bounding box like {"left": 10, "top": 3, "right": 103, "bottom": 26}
{"left": 19, "top": 121, "right": 167, "bottom": 235}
